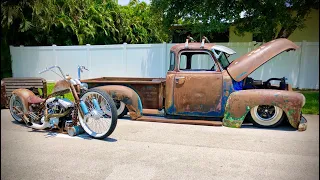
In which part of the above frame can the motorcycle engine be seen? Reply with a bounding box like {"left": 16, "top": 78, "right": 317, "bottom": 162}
{"left": 45, "top": 97, "right": 74, "bottom": 128}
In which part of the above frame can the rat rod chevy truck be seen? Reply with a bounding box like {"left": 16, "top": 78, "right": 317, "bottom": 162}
{"left": 81, "top": 38, "right": 307, "bottom": 131}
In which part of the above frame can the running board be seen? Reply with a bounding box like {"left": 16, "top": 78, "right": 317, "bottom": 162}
{"left": 142, "top": 109, "right": 164, "bottom": 115}
{"left": 135, "top": 116, "right": 222, "bottom": 126}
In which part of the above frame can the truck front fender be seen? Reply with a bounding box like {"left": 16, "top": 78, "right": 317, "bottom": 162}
{"left": 223, "top": 89, "right": 305, "bottom": 129}
{"left": 95, "top": 85, "right": 143, "bottom": 119}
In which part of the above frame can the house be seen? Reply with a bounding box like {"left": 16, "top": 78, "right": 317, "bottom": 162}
{"left": 171, "top": 9, "right": 319, "bottom": 43}
{"left": 229, "top": 9, "right": 319, "bottom": 42}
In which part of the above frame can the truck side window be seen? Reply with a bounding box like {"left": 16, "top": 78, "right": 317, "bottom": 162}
{"left": 179, "top": 52, "right": 217, "bottom": 71}
{"left": 168, "top": 52, "right": 175, "bottom": 71}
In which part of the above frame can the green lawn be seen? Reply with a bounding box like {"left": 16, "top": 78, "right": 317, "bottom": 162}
{"left": 45, "top": 83, "right": 319, "bottom": 115}
{"left": 299, "top": 91, "right": 319, "bottom": 115}
{"left": 47, "top": 83, "right": 74, "bottom": 101}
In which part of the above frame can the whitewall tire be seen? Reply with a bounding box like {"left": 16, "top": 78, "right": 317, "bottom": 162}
{"left": 250, "top": 105, "right": 284, "bottom": 127}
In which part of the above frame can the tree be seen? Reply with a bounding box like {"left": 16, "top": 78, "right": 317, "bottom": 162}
{"left": 0, "top": 0, "right": 169, "bottom": 78}
{"left": 1, "top": 0, "right": 168, "bottom": 46}
{"left": 151, "top": 0, "right": 319, "bottom": 42}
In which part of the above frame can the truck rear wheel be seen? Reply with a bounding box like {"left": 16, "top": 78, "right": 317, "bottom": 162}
{"left": 250, "top": 105, "right": 284, "bottom": 127}
{"left": 115, "top": 100, "right": 128, "bottom": 118}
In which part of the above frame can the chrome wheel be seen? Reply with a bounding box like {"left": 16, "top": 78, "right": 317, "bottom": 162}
{"left": 9, "top": 95, "right": 24, "bottom": 123}
{"left": 250, "top": 105, "right": 284, "bottom": 127}
{"left": 114, "top": 100, "right": 128, "bottom": 118}
{"left": 115, "top": 101, "right": 125, "bottom": 115}
{"left": 79, "top": 89, "right": 117, "bottom": 139}
{"left": 255, "top": 105, "right": 277, "bottom": 121}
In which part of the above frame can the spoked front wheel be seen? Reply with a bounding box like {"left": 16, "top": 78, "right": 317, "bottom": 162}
{"left": 78, "top": 88, "right": 118, "bottom": 139}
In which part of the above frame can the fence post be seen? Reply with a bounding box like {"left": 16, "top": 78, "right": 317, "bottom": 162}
{"left": 162, "top": 42, "right": 167, "bottom": 77}
{"left": 123, "top": 42, "right": 127, "bottom": 74}
{"left": 52, "top": 44, "right": 57, "bottom": 65}
{"left": 296, "top": 40, "right": 306, "bottom": 89}
{"left": 18, "top": 45, "right": 24, "bottom": 77}
{"left": 86, "top": 44, "right": 91, "bottom": 78}
{"left": 51, "top": 44, "right": 57, "bottom": 81}
{"left": 250, "top": 41, "right": 256, "bottom": 52}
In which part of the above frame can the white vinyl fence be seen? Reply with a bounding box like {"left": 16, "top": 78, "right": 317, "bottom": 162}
{"left": 10, "top": 41, "right": 319, "bottom": 89}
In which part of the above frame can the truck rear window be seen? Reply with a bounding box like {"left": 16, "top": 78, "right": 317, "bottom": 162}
{"left": 179, "top": 51, "right": 217, "bottom": 71}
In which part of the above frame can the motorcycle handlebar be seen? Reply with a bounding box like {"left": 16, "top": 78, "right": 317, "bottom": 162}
{"left": 39, "top": 66, "right": 56, "bottom": 74}
{"left": 78, "top": 65, "right": 89, "bottom": 71}
{"left": 39, "top": 65, "right": 66, "bottom": 80}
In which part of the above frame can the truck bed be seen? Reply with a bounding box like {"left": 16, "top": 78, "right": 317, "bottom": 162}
{"left": 81, "top": 77, "right": 166, "bottom": 109}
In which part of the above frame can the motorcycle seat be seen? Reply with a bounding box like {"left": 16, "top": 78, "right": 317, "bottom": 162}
{"left": 28, "top": 95, "right": 45, "bottom": 104}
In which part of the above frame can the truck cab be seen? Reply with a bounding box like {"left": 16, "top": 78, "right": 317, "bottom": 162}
{"left": 165, "top": 42, "right": 228, "bottom": 117}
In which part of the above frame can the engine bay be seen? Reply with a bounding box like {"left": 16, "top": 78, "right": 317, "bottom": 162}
{"left": 243, "top": 77, "right": 288, "bottom": 90}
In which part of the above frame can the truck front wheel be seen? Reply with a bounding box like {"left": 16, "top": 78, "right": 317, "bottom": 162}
{"left": 250, "top": 105, "right": 284, "bottom": 127}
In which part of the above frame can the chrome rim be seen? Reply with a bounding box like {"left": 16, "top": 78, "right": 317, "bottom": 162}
{"left": 115, "top": 100, "right": 125, "bottom": 115}
{"left": 255, "top": 105, "right": 277, "bottom": 121}
{"left": 10, "top": 95, "right": 23, "bottom": 121}
{"left": 79, "top": 92, "right": 112, "bottom": 137}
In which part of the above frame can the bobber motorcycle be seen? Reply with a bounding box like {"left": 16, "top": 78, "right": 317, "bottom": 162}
{"left": 9, "top": 65, "right": 118, "bottom": 139}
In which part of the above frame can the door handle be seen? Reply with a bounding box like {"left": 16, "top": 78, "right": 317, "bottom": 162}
{"left": 175, "top": 76, "right": 185, "bottom": 84}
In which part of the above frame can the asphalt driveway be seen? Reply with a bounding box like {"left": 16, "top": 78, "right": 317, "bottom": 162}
{"left": 1, "top": 109, "right": 319, "bottom": 180}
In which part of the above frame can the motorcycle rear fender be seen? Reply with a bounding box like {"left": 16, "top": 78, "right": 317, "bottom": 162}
{"left": 12, "top": 89, "right": 37, "bottom": 113}
{"left": 223, "top": 89, "right": 305, "bottom": 130}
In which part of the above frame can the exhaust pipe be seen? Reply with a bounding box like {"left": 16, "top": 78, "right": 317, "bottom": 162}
{"left": 29, "top": 115, "right": 51, "bottom": 130}
{"left": 30, "top": 121, "right": 51, "bottom": 130}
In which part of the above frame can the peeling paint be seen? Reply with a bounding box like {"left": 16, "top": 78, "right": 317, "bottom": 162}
{"left": 96, "top": 85, "right": 143, "bottom": 120}
{"left": 223, "top": 89, "right": 305, "bottom": 129}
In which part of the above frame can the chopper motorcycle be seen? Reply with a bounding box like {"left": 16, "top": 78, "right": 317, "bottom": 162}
{"left": 9, "top": 65, "right": 118, "bottom": 139}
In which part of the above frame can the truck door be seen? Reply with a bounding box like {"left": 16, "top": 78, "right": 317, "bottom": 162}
{"left": 171, "top": 50, "right": 223, "bottom": 117}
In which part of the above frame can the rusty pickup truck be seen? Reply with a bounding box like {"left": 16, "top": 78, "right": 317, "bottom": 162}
{"left": 81, "top": 38, "right": 307, "bottom": 131}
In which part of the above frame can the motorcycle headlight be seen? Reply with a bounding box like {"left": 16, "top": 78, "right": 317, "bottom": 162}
{"left": 80, "top": 83, "right": 88, "bottom": 90}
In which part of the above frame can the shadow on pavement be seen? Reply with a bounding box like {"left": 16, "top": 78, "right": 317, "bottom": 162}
{"left": 11, "top": 120, "right": 118, "bottom": 142}
{"left": 241, "top": 120, "right": 297, "bottom": 131}
{"left": 120, "top": 115, "right": 297, "bottom": 131}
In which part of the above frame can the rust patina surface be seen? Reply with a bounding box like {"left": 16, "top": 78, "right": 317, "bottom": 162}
{"left": 12, "top": 89, "right": 37, "bottom": 112}
{"left": 95, "top": 85, "right": 143, "bottom": 119}
{"left": 136, "top": 116, "right": 222, "bottom": 126}
{"left": 168, "top": 72, "right": 224, "bottom": 117}
{"left": 227, "top": 38, "right": 299, "bottom": 82}
{"left": 170, "top": 43, "right": 216, "bottom": 54}
{"left": 1, "top": 81, "right": 7, "bottom": 108}
{"left": 82, "top": 38, "right": 307, "bottom": 131}
{"left": 223, "top": 89, "right": 305, "bottom": 129}
{"left": 81, "top": 77, "right": 165, "bottom": 109}
{"left": 164, "top": 72, "right": 175, "bottom": 112}
{"left": 53, "top": 80, "right": 71, "bottom": 93}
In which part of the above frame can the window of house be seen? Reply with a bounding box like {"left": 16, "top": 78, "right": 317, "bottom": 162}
{"left": 179, "top": 51, "right": 217, "bottom": 71}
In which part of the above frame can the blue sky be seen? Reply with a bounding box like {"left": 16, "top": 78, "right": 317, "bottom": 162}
{"left": 118, "top": 0, "right": 150, "bottom": 5}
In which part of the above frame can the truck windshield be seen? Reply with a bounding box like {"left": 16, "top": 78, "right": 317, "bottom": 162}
{"left": 213, "top": 50, "right": 230, "bottom": 69}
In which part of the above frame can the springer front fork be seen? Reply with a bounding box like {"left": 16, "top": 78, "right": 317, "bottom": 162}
{"left": 79, "top": 98, "right": 102, "bottom": 116}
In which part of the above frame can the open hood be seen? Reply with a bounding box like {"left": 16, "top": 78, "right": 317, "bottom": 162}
{"left": 227, "top": 38, "right": 299, "bottom": 82}
{"left": 211, "top": 45, "right": 236, "bottom": 55}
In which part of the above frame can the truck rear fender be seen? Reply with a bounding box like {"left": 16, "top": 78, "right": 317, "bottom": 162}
{"left": 223, "top": 89, "right": 305, "bottom": 129}
{"left": 95, "top": 85, "right": 143, "bottom": 119}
